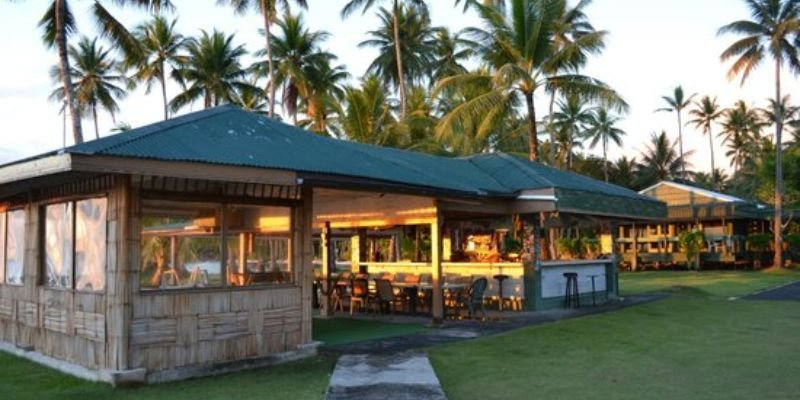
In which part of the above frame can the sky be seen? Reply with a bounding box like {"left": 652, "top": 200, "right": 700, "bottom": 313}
{"left": 0, "top": 0, "right": 794, "bottom": 175}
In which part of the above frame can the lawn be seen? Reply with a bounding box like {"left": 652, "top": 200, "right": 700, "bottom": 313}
{"left": 619, "top": 269, "right": 800, "bottom": 297}
{"left": 430, "top": 296, "right": 800, "bottom": 400}
{"left": 313, "top": 317, "right": 428, "bottom": 347}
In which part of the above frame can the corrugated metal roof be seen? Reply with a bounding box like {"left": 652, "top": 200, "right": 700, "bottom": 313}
{"left": 11, "top": 105, "right": 664, "bottom": 218}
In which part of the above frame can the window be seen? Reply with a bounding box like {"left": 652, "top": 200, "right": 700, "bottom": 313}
{"left": 6, "top": 210, "right": 26, "bottom": 285}
{"left": 226, "top": 205, "right": 292, "bottom": 286}
{"left": 43, "top": 199, "right": 107, "bottom": 291}
{"left": 140, "top": 201, "right": 294, "bottom": 290}
{"left": 140, "top": 201, "right": 223, "bottom": 290}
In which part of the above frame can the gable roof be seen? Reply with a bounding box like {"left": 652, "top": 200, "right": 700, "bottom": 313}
{"left": 639, "top": 181, "right": 747, "bottom": 203}
{"left": 0, "top": 105, "right": 665, "bottom": 219}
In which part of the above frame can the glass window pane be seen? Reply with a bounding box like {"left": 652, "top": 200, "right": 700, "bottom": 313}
{"left": 75, "top": 198, "right": 107, "bottom": 292}
{"left": 6, "top": 210, "right": 25, "bottom": 285}
{"left": 140, "top": 201, "right": 222, "bottom": 290}
{"left": 45, "top": 203, "right": 74, "bottom": 289}
{"left": 227, "top": 205, "right": 292, "bottom": 286}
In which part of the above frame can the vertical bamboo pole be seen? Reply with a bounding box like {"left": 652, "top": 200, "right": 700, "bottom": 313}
{"left": 320, "top": 221, "right": 331, "bottom": 317}
{"left": 431, "top": 211, "right": 444, "bottom": 324}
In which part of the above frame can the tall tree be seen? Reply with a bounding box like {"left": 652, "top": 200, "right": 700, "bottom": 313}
{"left": 37, "top": 0, "right": 172, "bottom": 144}
{"left": 551, "top": 94, "right": 593, "bottom": 169}
{"left": 657, "top": 85, "right": 696, "bottom": 179}
{"left": 719, "top": 0, "right": 800, "bottom": 268}
{"left": 219, "top": 0, "right": 308, "bottom": 118}
{"left": 688, "top": 96, "right": 724, "bottom": 185}
{"left": 298, "top": 59, "right": 349, "bottom": 135}
{"left": 585, "top": 107, "right": 626, "bottom": 182}
{"left": 49, "top": 36, "right": 127, "bottom": 139}
{"left": 129, "top": 15, "right": 188, "bottom": 120}
{"left": 719, "top": 100, "right": 763, "bottom": 173}
{"left": 342, "top": 0, "right": 428, "bottom": 120}
{"left": 436, "top": 0, "right": 624, "bottom": 162}
{"left": 339, "top": 75, "right": 402, "bottom": 146}
{"left": 636, "top": 131, "right": 693, "bottom": 187}
{"left": 430, "top": 27, "right": 474, "bottom": 84}
{"left": 170, "top": 30, "right": 253, "bottom": 111}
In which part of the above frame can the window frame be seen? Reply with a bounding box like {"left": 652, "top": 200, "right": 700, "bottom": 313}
{"left": 40, "top": 196, "right": 108, "bottom": 293}
{"left": 3, "top": 207, "right": 27, "bottom": 287}
{"left": 138, "top": 198, "right": 298, "bottom": 293}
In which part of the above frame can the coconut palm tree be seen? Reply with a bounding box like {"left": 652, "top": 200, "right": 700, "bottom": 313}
{"left": 688, "top": 96, "right": 724, "bottom": 184}
{"left": 609, "top": 156, "right": 637, "bottom": 189}
{"left": 129, "top": 15, "right": 188, "bottom": 120}
{"left": 36, "top": 0, "right": 173, "bottom": 144}
{"left": 218, "top": 0, "right": 308, "bottom": 118}
{"left": 170, "top": 30, "right": 254, "bottom": 111}
{"left": 297, "top": 59, "right": 349, "bottom": 135}
{"left": 49, "top": 37, "right": 127, "bottom": 140}
{"left": 232, "top": 82, "right": 269, "bottom": 113}
{"left": 636, "top": 131, "right": 693, "bottom": 187}
{"left": 719, "top": 100, "right": 763, "bottom": 173}
{"left": 342, "top": 0, "right": 428, "bottom": 120}
{"left": 551, "top": 94, "right": 593, "bottom": 169}
{"left": 339, "top": 75, "right": 402, "bottom": 146}
{"left": 657, "top": 86, "right": 696, "bottom": 179}
{"left": 585, "top": 107, "right": 626, "bottom": 182}
{"left": 430, "top": 27, "right": 474, "bottom": 84}
{"left": 719, "top": 0, "right": 800, "bottom": 268}
{"left": 358, "top": 5, "right": 436, "bottom": 103}
{"left": 762, "top": 96, "right": 800, "bottom": 142}
{"left": 254, "top": 12, "right": 334, "bottom": 124}
{"left": 435, "top": 0, "right": 624, "bottom": 162}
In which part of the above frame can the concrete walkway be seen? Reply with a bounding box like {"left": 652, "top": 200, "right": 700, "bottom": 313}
{"left": 325, "top": 352, "right": 447, "bottom": 400}
{"left": 744, "top": 281, "right": 800, "bottom": 301}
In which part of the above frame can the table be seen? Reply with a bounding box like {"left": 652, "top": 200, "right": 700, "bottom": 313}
{"left": 392, "top": 282, "right": 467, "bottom": 314}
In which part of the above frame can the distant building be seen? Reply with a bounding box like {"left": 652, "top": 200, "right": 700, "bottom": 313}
{"left": 618, "top": 181, "right": 772, "bottom": 269}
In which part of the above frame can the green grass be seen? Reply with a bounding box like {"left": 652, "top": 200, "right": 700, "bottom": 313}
{"left": 0, "top": 352, "right": 335, "bottom": 400}
{"left": 619, "top": 269, "right": 800, "bottom": 298}
{"left": 430, "top": 297, "right": 800, "bottom": 400}
{"left": 313, "top": 317, "right": 428, "bottom": 346}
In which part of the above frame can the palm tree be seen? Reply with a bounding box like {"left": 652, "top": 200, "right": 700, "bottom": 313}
{"left": 435, "top": 0, "right": 624, "bottom": 162}
{"left": 636, "top": 131, "right": 693, "bottom": 187}
{"left": 219, "top": 0, "right": 308, "bottom": 118}
{"left": 129, "top": 15, "right": 188, "bottom": 120}
{"left": 342, "top": 0, "right": 428, "bottom": 120}
{"left": 298, "top": 59, "right": 349, "bottom": 135}
{"left": 762, "top": 96, "right": 800, "bottom": 141}
{"left": 358, "top": 4, "right": 436, "bottom": 108}
{"left": 657, "top": 86, "right": 696, "bottom": 179}
{"left": 609, "top": 156, "right": 637, "bottom": 189}
{"left": 339, "top": 75, "right": 402, "bottom": 146}
{"left": 719, "top": 100, "right": 763, "bottom": 173}
{"left": 255, "top": 12, "right": 334, "bottom": 124}
{"left": 170, "top": 30, "right": 253, "bottom": 111}
{"left": 551, "top": 94, "right": 593, "bottom": 169}
{"left": 719, "top": 0, "right": 800, "bottom": 268}
{"left": 430, "top": 28, "right": 474, "bottom": 84}
{"left": 232, "top": 82, "right": 269, "bottom": 113}
{"left": 49, "top": 37, "right": 127, "bottom": 140}
{"left": 688, "top": 96, "right": 724, "bottom": 185}
{"left": 36, "top": 0, "right": 172, "bottom": 144}
{"left": 585, "top": 107, "right": 626, "bottom": 182}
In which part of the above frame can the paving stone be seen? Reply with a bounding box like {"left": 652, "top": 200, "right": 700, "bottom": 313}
{"left": 326, "top": 352, "right": 446, "bottom": 400}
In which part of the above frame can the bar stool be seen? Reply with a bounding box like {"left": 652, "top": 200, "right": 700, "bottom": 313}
{"left": 563, "top": 272, "right": 580, "bottom": 309}
{"left": 588, "top": 274, "right": 605, "bottom": 306}
{"left": 493, "top": 274, "right": 509, "bottom": 311}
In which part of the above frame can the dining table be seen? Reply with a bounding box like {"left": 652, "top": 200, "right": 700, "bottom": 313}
{"left": 391, "top": 282, "right": 467, "bottom": 314}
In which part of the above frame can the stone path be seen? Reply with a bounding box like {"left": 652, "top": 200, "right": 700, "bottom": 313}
{"left": 325, "top": 352, "right": 447, "bottom": 400}
{"left": 744, "top": 281, "right": 800, "bottom": 301}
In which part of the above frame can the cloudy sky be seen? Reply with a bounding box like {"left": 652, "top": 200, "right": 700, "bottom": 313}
{"left": 0, "top": 0, "right": 793, "bottom": 173}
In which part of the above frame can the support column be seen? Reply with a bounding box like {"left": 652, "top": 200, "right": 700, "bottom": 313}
{"left": 320, "top": 221, "right": 332, "bottom": 317}
{"left": 632, "top": 223, "right": 639, "bottom": 272}
{"left": 296, "top": 186, "right": 314, "bottom": 344}
{"left": 431, "top": 213, "right": 444, "bottom": 324}
{"left": 351, "top": 229, "right": 367, "bottom": 274}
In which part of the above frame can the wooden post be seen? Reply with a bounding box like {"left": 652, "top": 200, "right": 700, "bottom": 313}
{"left": 632, "top": 223, "right": 639, "bottom": 272}
{"left": 350, "top": 229, "right": 367, "bottom": 273}
{"left": 296, "top": 186, "right": 314, "bottom": 344}
{"left": 320, "top": 221, "right": 332, "bottom": 317}
{"left": 106, "top": 176, "right": 131, "bottom": 371}
{"left": 431, "top": 212, "right": 444, "bottom": 324}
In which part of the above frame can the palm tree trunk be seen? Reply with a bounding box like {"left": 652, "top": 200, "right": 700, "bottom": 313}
{"left": 677, "top": 111, "right": 685, "bottom": 179}
{"left": 55, "top": 0, "right": 83, "bottom": 144}
{"left": 92, "top": 105, "right": 99, "bottom": 139}
{"left": 567, "top": 131, "right": 573, "bottom": 170}
{"left": 603, "top": 136, "right": 609, "bottom": 182}
{"left": 774, "top": 58, "right": 784, "bottom": 268}
{"left": 160, "top": 64, "right": 169, "bottom": 120}
{"left": 525, "top": 90, "right": 538, "bottom": 162}
{"left": 548, "top": 91, "right": 556, "bottom": 166}
{"left": 262, "top": 2, "right": 277, "bottom": 118}
{"left": 707, "top": 125, "right": 716, "bottom": 187}
{"left": 392, "top": 1, "right": 407, "bottom": 120}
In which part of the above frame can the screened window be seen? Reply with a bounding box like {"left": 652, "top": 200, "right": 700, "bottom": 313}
{"left": 43, "top": 199, "right": 107, "bottom": 291}
{"left": 45, "top": 203, "right": 74, "bottom": 289}
{"left": 226, "top": 205, "right": 292, "bottom": 286}
{"left": 6, "top": 210, "right": 26, "bottom": 285}
{"left": 140, "top": 201, "right": 223, "bottom": 290}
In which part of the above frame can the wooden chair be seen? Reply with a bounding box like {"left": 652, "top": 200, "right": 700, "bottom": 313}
{"left": 374, "top": 279, "right": 397, "bottom": 314}
{"left": 349, "top": 279, "right": 370, "bottom": 315}
{"left": 454, "top": 278, "right": 488, "bottom": 319}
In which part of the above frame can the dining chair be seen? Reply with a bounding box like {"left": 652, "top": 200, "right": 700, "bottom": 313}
{"left": 349, "top": 278, "right": 370, "bottom": 315}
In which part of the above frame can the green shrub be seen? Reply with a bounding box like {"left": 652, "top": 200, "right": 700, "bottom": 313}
{"left": 678, "top": 230, "right": 705, "bottom": 270}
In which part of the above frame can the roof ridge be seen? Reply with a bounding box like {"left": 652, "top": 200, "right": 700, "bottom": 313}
{"left": 495, "top": 152, "right": 557, "bottom": 188}
{"left": 70, "top": 105, "right": 237, "bottom": 155}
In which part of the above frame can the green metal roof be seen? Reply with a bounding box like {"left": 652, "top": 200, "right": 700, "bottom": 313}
{"left": 10, "top": 105, "right": 665, "bottom": 219}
